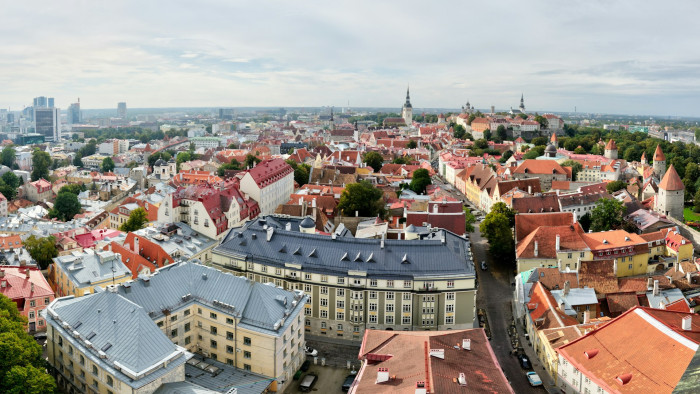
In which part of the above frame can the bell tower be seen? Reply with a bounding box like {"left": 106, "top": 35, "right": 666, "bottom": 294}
{"left": 401, "top": 86, "right": 413, "bottom": 127}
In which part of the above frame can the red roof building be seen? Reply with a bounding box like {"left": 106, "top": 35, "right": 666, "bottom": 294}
{"left": 0, "top": 267, "right": 54, "bottom": 332}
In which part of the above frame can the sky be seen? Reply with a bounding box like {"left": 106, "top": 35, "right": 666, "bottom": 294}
{"left": 1, "top": 0, "right": 700, "bottom": 116}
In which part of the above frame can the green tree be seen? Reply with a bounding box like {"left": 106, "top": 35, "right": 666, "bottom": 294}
{"left": 579, "top": 213, "right": 592, "bottom": 232}
{"left": 479, "top": 205, "right": 515, "bottom": 261}
{"left": 499, "top": 150, "right": 513, "bottom": 163}
{"left": 363, "top": 151, "right": 384, "bottom": 172}
{"left": 694, "top": 189, "right": 700, "bottom": 213}
{"left": 337, "top": 181, "right": 385, "bottom": 217}
{"left": 473, "top": 139, "right": 489, "bottom": 150}
{"left": 1, "top": 171, "right": 19, "bottom": 189}
{"left": 590, "top": 198, "right": 626, "bottom": 232}
{"left": 491, "top": 202, "right": 517, "bottom": 226}
{"left": 3, "top": 364, "right": 56, "bottom": 394}
{"left": 30, "top": 149, "right": 50, "bottom": 181}
{"left": 101, "top": 156, "right": 115, "bottom": 173}
{"left": 49, "top": 192, "right": 82, "bottom": 221}
{"left": 1, "top": 146, "right": 15, "bottom": 168}
{"left": 531, "top": 136, "right": 547, "bottom": 146}
{"left": 392, "top": 156, "right": 412, "bottom": 165}
{"left": 464, "top": 208, "right": 476, "bottom": 233}
{"left": 23, "top": 235, "right": 58, "bottom": 270}
{"left": 120, "top": 207, "right": 149, "bottom": 232}
{"left": 73, "top": 153, "right": 84, "bottom": 167}
{"left": 59, "top": 183, "right": 86, "bottom": 195}
{"left": 561, "top": 160, "right": 583, "bottom": 181}
{"left": 406, "top": 140, "right": 417, "bottom": 149}
{"left": 217, "top": 159, "right": 242, "bottom": 177}
{"left": 244, "top": 154, "right": 261, "bottom": 168}
{"left": 452, "top": 123, "right": 466, "bottom": 139}
{"left": 606, "top": 180, "right": 627, "bottom": 194}
{"left": 483, "top": 129, "right": 492, "bottom": 141}
{"left": 523, "top": 146, "right": 545, "bottom": 159}
{"left": 534, "top": 115, "right": 549, "bottom": 129}
{"left": 409, "top": 168, "right": 432, "bottom": 194}
{"left": 496, "top": 125, "right": 508, "bottom": 142}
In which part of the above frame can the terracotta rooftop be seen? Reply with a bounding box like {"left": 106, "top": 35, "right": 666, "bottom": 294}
{"left": 513, "top": 159, "right": 568, "bottom": 175}
{"left": 354, "top": 329, "right": 513, "bottom": 394}
{"left": 557, "top": 307, "right": 700, "bottom": 393}
{"left": 654, "top": 145, "right": 666, "bottom": 162}
{"left": 517, "top": 224, "right": 588, "bottom": 259}
{"left": 658, "top": 164, "right": 684, "bottom": 191}
{"left": 578, "top": 260, "right": 619, "bottom": 296}
{"left": 532, "top": 267, "right": 580, "bottom": 291}
{"left": 528, "top": 282, "right": 580, "bottom": 330}
{"left": 512, "top": 194, "right": 561, "bottom": 215}
{"left": 606, "top": 293, "right": 640, "bottom": 314}
{"left": 515, "top": 212, "right": 574, "bottom": 242}
{"left": 605, "top": 139, "right": 617, "bottom": 150}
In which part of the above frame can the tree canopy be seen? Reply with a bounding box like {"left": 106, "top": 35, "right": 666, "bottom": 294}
{"left": 464, "top": 208, "right": 476, "bottom": 233}
{"left": 120, "top": 207, "right": 149, "bottom": 232}
{"left": 496, "top": 125, "right": 508, "bottom": 142}
{"left": 30, "top": 150, "right": 50, "bottom": 181}
{"left": 479, "top": 203, "right": 515, "bottom": 261}
{"left": 23, "top": 235, "right": 58, "bottom": 270}
{"left": 101, "top": 156, "right": 115, "bottom": 173}
{"left": 406, "top": 140, "right": 417, "bottom": 149}
{"left": 49, "top": 192, "right": 82, "bottom": 221}
{"left": 590, "top": 198, "right": 626, "bottom": 232}
{"left": 452, "top": 123, "right": 467, "bottom": 139}
{"left": 363, "top": 151, "right": 384, "bottom": 172}
{"left": 147, "top": 151, "right": 172, "bottom": 168}
{"left": 244, "top": 154, "right": 262, "bottom": 168}
{"left": 217, "top": 159, "right": 241, "bottom": 177}
{"left": 561, "top": 160, "right": 583, "bottom": 181}
{"left": 409, "top": 168, "right": 432, "bottom": 194}
{"left": 337, "top": 180, "right": 385, "bottom": 217}
{"left": 1, "top": 146, "right": 15, "bottom": 168}
{"left": 286, "top": 159, "right": 311, "bottom": 186}
{"left": 0, "top": 294, "right": 56, "bottom": 394}
{"left": 606, "top": 180, "right": 627, "bottom": 194}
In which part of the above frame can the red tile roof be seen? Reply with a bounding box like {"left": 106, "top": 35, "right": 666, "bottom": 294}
{"left": 0, "top": 234, "right": 23, "bottom": 251}
{"left": 245, "top": 158, "right": 294, "bottom": 188}
{"left": 513, "top": 160, "right": 568, "bottom": 175}
{"left": 605, "top": 139, "right": 617, "bottom": 150}
{"left": 517, "top": 224, "right": 587, "bottom": 259}
{"left": 654, "top": 145, "right": 666, "bottom": 161}
{"left": 0, "top": 267, "right": 54, "bottom": 301}
{"left": 528, "top": 282, "right": 580, "bottom": 329}
{"left": 355, "top": 329, "right": 513, "bottom": 394}
{"left": 515, "top": 212, "right": 574, "bottom": 241}
{"left": 512, "top": 194, "right": 561, "bottom": 214}
{"left": 557, "top": 307, "right": 700, "bottom": 393}
{"left": 658, "top": 164, "right": 684, "bottom": 191}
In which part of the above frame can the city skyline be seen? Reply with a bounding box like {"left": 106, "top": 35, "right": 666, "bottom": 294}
{"left": 1, "top": 1, "right": 700, "bottom": 116}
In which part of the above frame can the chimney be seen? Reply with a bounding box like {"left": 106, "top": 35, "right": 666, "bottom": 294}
{"left": 355, "top": 211, "right": 359, "bottom": 217}
{"left": 687, "top": 272, "right": 693, "bottom": 284}
{"left": 376, "top": 367, "right": 389, "bottom": 384}
{"left": 312, "top": 198, "right": 317, "bottom": 209}
{"left": 31, "top": 283, "right": 34, "bottom": 293}
{"left": 380, "top": 234, "right": 385, "bottom": 249}
{"left": 534, "top": 241, "right": 538, "bottom": 257}
{"left": 0, "top": 270, "right": 4, "bottom": 278}
{"left": 415, "top": 382, "right": 427, "bottom": 394}
{"left": 583, "top": 310, "right": 590, "bottom": 324}
{"left": 462, "top": 338, "right": 471, "bottom": 350}
{"left": 558, "top": 259, "right": 563, "bottom": 270}
{"left": 556, "top": 234, "right": 561, "bottom": 251}
{"left": 564, "top": 280, "right": 570, "bottom": 296}
{"left": 433, "top": 203, "right": 438, "bottom": 214}
{"left": 528, "top": 185, "right": 532, "bottom": 194}
{"left": 457, "top": 372, "right": 467, "bottom": 386}
{"left": 25, "top": 269, "right": 31, "bottom": 279}
{"left": 653, "top": 280, "right": 659, "bottom": 296}
{"left": 133, "top": 237, "right": 139, "bottom": 255}
{"left": 559, "top": 301, "right": 566, "bottom": 313}
{"left": 647, "top": 277, "right": 653, "bottom": 289}
{"left": 108, "top": 243, "right": 112, "bottom": 252}
{"left": 682, "top": 315, "right": 692, "bottom": 331}
{"left": 573, "top": 213, "right": 577, "bottom": 223}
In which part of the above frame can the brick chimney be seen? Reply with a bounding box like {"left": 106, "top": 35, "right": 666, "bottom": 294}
{"left": 564, "top": 280, "right": 570, "bottom": 296}
{"left": 534, "top": 241, "right": 538, "bottom": 257}
{"left": 683, "top": 315, "right": 692, "bottom": 331}
{"left": 555, "top": 234, "right": 561, "bottom": 252}
{"left": 653, "top": 280, "right": 660, "bottom": 296}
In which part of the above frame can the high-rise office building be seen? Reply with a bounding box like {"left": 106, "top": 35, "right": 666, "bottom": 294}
{"left": 68, "top": 100, "right": 81, "bottom": 124}
{"left": 33, "top": 96, "right": 47, "bottom": 108}
{"left": 219, "top": 108, "right": 234, "bottom": 120}
{"left": 117, "top": 102, "right": 127, "bottom": 118}
{"left": 34, "top": 107, "right": 61, "bottom": 142}
{"left": 48, "top": 97, "right": 54, "bottom": 108}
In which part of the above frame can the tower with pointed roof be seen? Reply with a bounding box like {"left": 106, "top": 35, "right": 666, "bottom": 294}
{"left": 655, "top": 164, "right": 684, "bottom": 219}
{"left": 519, "top": 93, "right": 525, "bottom": 113}
{"left": 401, "top": 86, "right": 413, "bottom": 127}
{"left": 640, "top": 151, "right": 648, "bottom": 166}
{"left": 604, "top": 139, "right": 618, "bottom": 160}
{"left": 653, "top": 145, "right": 666, "bottom": 179}
{"left": 550, "top": 132, "right": 558, "bottom": 146}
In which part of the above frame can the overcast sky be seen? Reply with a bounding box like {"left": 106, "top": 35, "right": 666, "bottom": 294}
{"left": 1, "top": 1, "right": 699, "bottom": 116}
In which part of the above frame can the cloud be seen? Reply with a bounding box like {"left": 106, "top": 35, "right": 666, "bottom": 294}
{"left": 0, "top": 0, "right": 699, "bottom": 116}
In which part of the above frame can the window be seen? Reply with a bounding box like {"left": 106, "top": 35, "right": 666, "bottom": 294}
{"left": 244, "top": 364, "right": 251, "bottom": 371}
{"left": 336, "top": 312, "right": 344, "bottom": 320}
{"left": 227, "top": 331, "right": 234, "bottom": 340}
{"left": 30, "top": 300, "right": 35, "bottom": 307}
{"left": 305, "top": 307, "right": 311, "bottom": 315}
{"left": 320, "top": 286, "right": 328, "bottom": 295}
{"left": 567, "top": 253, "right": 572, "bottom": 258}
{"left": 386, "top": 291, "right": 394, "bottom": 300}
{"left": 244, "top": 351, "right": 251, "bottom": 359}
{"left": 447, "top": 281, "right": 454, "bottom": 288}
{"left": 92, "top": 365, "right": 98, "bottom": 375}
{"left": 304, "top": 284, "right": 312, "bottom": 292}
{"left": 402, "top": 305, "right": 411, "bottom": 312}
{"left": 210, "top": 312, "right": 217, "bottom": 319}
{"left": 244, "top": 337, "right": 252, "bottom": 346}
{"left": 29, "top": 311, "right": 34, "bottom": 319}
{"left": 320, "top": 298, "right": 328, "bottom": 307}
{"left": 226, "top": 317, "right": 234, "bottom": 325}
{"left": 170, "top": 315, "right": 177, "bottom": 322}
{"left": 446, "top": 292, "right": 455, "bottom": 300}
{"left": 369, "top": 291, "right": 377, "bottom": 299}
{"left": 387, "top": 280, "right": 394, "bottom": 288}
{"left": 44, "top": 297, "right": 50, "bottom": 304}
{"left": 580, "top": 252, "right": 585, "bottom": 258}
{"left": 157, "top": 321, "right": 164, "bottom": 327}
{"left": 446, "top": 316, "right": 454, "bottom": 324}
{"left": 211, "top": 326, "right": 217, "bottom": 335}
{"left": 305, "top": 273, "right": 311, "bottom": 280}
{"left": 321, "top": 275, "right": 328, "bottom": 283}
{"left": 261, "top": 265, "right": 267, "bottom": 273}
{"left": 321, "top": 310, "right": 328, "bottom": 318}
{"left": 370, "top": 279, "right": 377, "bottom": 287}
{"left": 386, "top": 315, "right": 394, "bottom": 324}
{"left": 403, "top": 293, "right": 411, "bottom": 300}
{"left": 337, "top": 300, "right": 345, "bottom": 309}
{"left": 106, "top": 376, "right": 113, "bottom": 387}
{"left": 386, "top": 304, "right": 394, "bottom": 312}
{"left": 171, "top": 329, "right": 178, "bottom": 337}
{"left": 198, "top": 308, "right": 202, "bottom": 314}
{"left": 402, "top": 316, "right": 411, "bottom": 325}
{"left": 403, "top": 280, "right": 411, "bottom": 288}
{"left": 369, "top": 303, "right": 377, "bottom": 311}
{"left": 227, "top": 359, "right": 233, "bottom": 366}
{"left": 275, "top": 268, "right": 282, "bottom": 275}
{"left": 80, "top": 355, "right": 85, "bottom": 366}
{"left": 337, "top": 289, "right": 345, "bottom": 297}
{"left": 184, "top": 310, "right": 190, "bottom": 316}
{"left": 628, "top": 264, "right": 633, "bottom": 270}
{"left": 210, "top": 340, "right": 217, "bottom": 348}
{"left": 337, "top": 324, "right": 343, "bottom": 331}
{"left": 446, "top": 304, "right": 454, "bottom": 313}
{"left": 185, "top": 336, "right": 191, "bottom": 345}
{"left": 321, "top": 322, "right": 327, "bottom": 329}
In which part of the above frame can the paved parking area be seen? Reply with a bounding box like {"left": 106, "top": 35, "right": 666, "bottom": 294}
{"left": 305, "top": 336, "right": 361, "bottom": 370}
{"left": 283, "top": 364, "right": 354, "bottom": 394}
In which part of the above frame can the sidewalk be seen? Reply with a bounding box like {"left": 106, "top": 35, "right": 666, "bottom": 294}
{"left": 512, "top": 308, "right": 560, "bottom": 393}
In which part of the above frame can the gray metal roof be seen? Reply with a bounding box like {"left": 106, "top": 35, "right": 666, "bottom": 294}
{"left": 117, "top": 262, "right": 306, "bottom": 336}
{"left": 175, "top": 354, "right": 273, "bottom": 394}
{"left": 213, "top": 216, "right": 475, "bottom": 279}
{"left": 53, "top": 249, "right": 132, "bottom": 288}
{"left": 45, "top": 290, "right": 187, "bottom": 389}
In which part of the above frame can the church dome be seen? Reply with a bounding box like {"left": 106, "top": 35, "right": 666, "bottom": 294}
{"left": 300, "top": 217, "right": 315, "bottom": 229}
{"left": 545, "top": 144, "right": 557, "bottom": 154}
{"left": 154, "top": 159, "right": 166, "bottom": 167}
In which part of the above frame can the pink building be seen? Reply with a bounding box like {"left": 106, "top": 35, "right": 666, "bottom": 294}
{"left": 0, "top": 267, "right": 55, "bottom": 332}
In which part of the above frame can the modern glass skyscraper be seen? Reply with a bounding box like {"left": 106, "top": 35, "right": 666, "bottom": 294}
{"left": 68, "top": 102, "right": 81, "bottom": 124}
{"left": 117, "top": 102, "right": 127, "bottom": 118}
{"left": 34, "top": 107, "right": 61, "bottom": 142}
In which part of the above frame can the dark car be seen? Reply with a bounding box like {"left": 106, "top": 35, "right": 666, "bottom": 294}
{"left": 342, "top": 374, "right": 356, "bottom": 392}
{"left": 299, "top": 373, "right": 317, "bottom": 392}
{"left": 518, "top": 354, "right": 531, "bottom": 369}
{"left": 300, "top": 360, "right": 311, "bottom": 372}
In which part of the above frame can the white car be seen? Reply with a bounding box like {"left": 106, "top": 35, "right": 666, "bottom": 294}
{"left": 526, "top": 372, "right": 542, "bottom": 386}
{"left": 305, "top": 346, "right": 318, "bottom": 357}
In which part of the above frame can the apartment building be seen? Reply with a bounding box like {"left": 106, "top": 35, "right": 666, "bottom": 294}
{"left": 211, "top": 216, "right": 477, "bottom": 340}
{"left": 0, "top": 266, "right": 54, "bottom": 332}
{"left": 238, "top": 159, "right": 294, "bottom": 215}
{"left": 25, "top": 178, "right": 52, "bottom": 202}
{"left": 49, "top": 249, "right": 132, "bottom": 297}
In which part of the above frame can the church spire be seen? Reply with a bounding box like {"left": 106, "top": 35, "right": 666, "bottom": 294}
{"left": 404, "top": 85, "right": 412, "bottom": 108}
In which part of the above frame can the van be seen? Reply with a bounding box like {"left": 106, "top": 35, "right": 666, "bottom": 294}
{"left": 299, "top": 373, "right": 317, "bottom": 392}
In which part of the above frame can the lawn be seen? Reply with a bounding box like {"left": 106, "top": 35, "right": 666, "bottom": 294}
{"left": 683, "top": 207, "right": 700, "bottom": 222}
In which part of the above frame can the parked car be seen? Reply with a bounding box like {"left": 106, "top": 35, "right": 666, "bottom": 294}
{"left": 305, "top": 346, "right": 318, "bottom": 357}
{"left": 342, "top": 374, "right": 356, "bottom": 392}
{"left": 300, "top": 360, "right": 311, "bottom": 372}
{"left": 481, "top": 261, "right": 488, "bottom": 270}
{"left": 517, "top": 354, "right": 531, "bottom": 369}
{"left": 299, "top": 373, "right": 317, "bottom": 392}
{"left": 526, "top": 371, "right": 542, "bottom": 386}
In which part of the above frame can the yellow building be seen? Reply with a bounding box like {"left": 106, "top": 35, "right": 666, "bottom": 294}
{"left": 49, "top": 249, "right": 131, "bottom": 297}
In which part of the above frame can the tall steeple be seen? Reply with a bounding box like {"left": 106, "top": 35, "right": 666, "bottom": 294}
{"left": 404, "top": 86, "right": 412, "bottom": 108}
{"left": 519, "top": 93, "right": 525, "bottom": 112}
{"left": 401, "top": 85, "right": 413, "bottom": 127}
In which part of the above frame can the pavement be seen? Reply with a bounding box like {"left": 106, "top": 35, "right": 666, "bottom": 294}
{"left": 305, "top": 335, "right": 361, "bottom": 370}
{"left": 283, "top": 363, "right": 354, "bottom": 394}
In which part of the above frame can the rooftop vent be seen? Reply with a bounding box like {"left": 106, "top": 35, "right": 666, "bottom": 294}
{"left": 354, "top": 252, "right": 362, "bottom": 262}
{"left": 376, "top": 367, "right": 389, "bottom": 384}
{"left": 457, "top": 372, "right": 467, "bottom": 386}
{"left": 615, "top": 373, "right": 632, "bottom": 386}
{"left": 401, "top": 254, "right": 410, "bottom": 264}
{"left": 683, "top": 315, "right": 692, "bottom": 331}
{"left": 462, "top": 339, "right": 471, "bottom": 350}
{"left": 415, "top": 381, "right": 427, "bottom": 394}
{"left": 584, "top": 349, "right": 599, "bottom": 359}
{"left": 429, "top": 349, "right": 444, "bottom": 359}
{"left": 341, "top": 252, "right": 349, "bottom": 261}
{"left": 202, "top": 273, "right": 208, "bottom": 280}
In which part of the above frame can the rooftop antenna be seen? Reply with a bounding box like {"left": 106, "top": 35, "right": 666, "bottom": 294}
{"left": 111, "top": 258, "right": 116, "bottom": 286}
